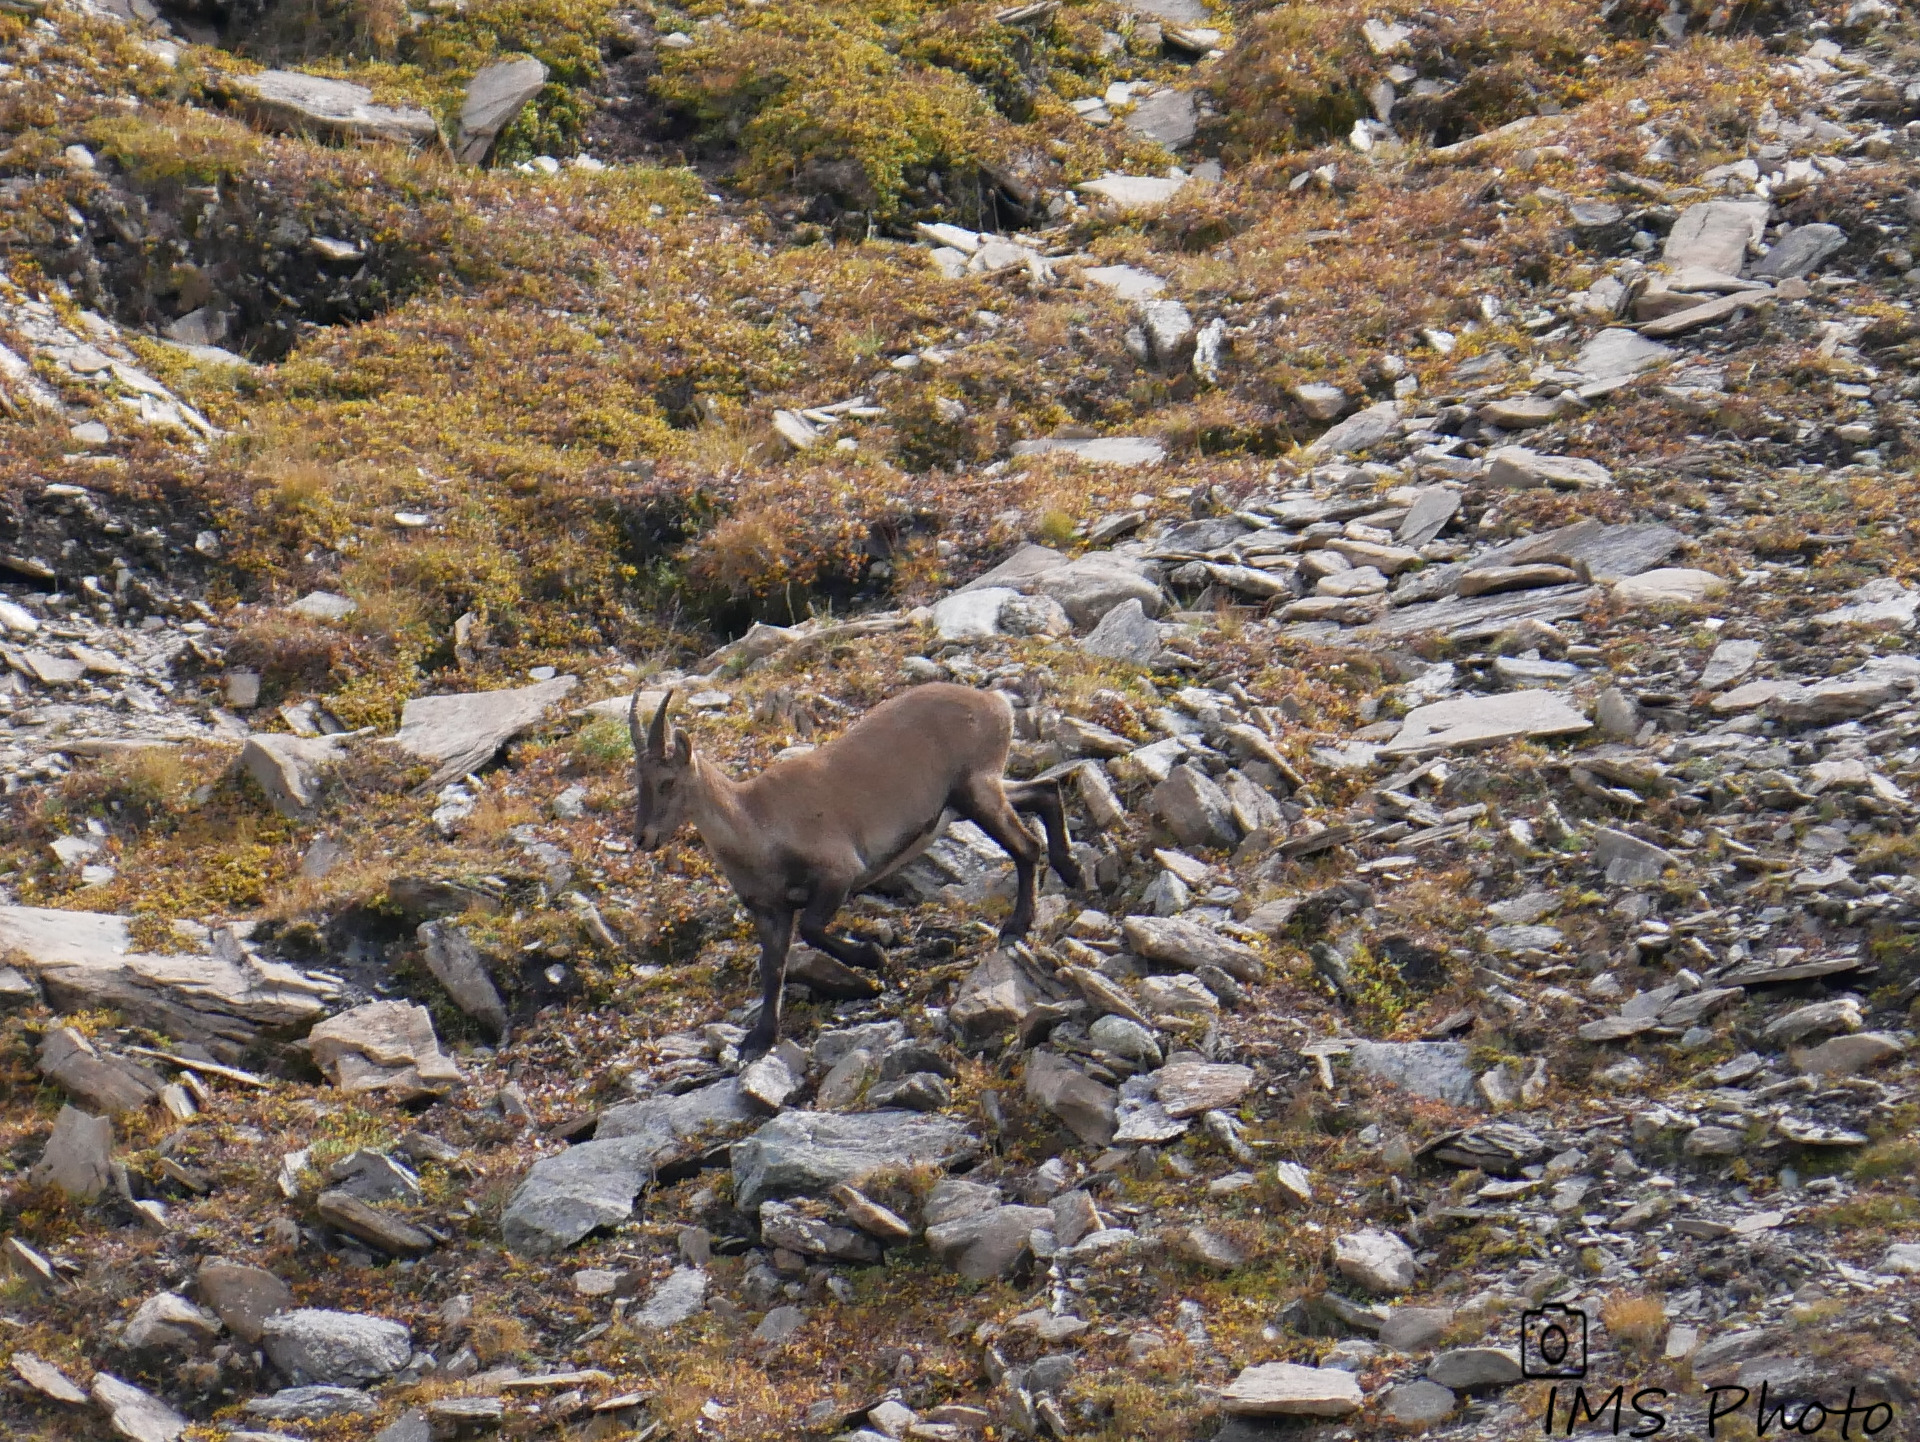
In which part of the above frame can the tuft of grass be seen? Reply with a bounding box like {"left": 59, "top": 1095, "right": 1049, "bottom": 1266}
{"left": 1601, "top": 1291, "right": 1667, "bottom": 1350}
{"left": 1851, "top": 1139, "right": 1920, "bottom": 1183}
{"left": 468, "top": 1312, "right": 532, "bottom": 1364}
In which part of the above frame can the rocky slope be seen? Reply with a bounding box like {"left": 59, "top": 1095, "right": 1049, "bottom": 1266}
{"left": 2, "top": 0, "right": 1920, "bottom": 1437}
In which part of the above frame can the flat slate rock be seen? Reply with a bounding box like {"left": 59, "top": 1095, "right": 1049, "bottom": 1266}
{"left": 12, "top": 1350, "right": 87, "bottom": 1404}
{"left": 732, "top": 1109, "right": 976, "bottom": 1211}
{"left": 1009, "top": 436, "right": 1166, "bottom": 466}
{"left": 1382, "top": 689, "right": 1591, "bottom": 756}
{"left": 223, "top": 70, "right": 439, "bottom": 146}
{"left": 1076, "top": 174, "right": 1190, "bottom": 210}
{"left": 1663, "top": 199, "right": 1770, "bottom": 273}
{"left": 392, "top": 676, "right": 579, "bottom": 788}
{"left": 0, "top": 905, "right": 333, "bottom": 1050}
{"left": 28, "top": 1104, "right": 112, "bottom": 1199}
{"left": 1572, "top": 328, "right": 1675, "bottom": 382}
{"left": 1819, "top": 576, "right": 1920, "bottom": 628}
{"left": 1153, "top": 1061, "right": 1253, "bottom": 1117}
{"left": 1221, "top": 1361, "right": 1363, "bottom": 1417}
{"left": 1359, "top": 584, "right": 1597, "bottom": 641}
{"left": 1594, "top": 826, "right": 1678, "bottom": 884}
{"left": 1349, "top": 1041, "right": 1477, "bottom": 1107}
{"left": 454, "top": 56, "right": 547, "bottom": 164}
{"left": 1477, "top": 519, "right": 1683, "bottom": 581}
{"left": 1306, "top": 400, "right": 1400, "bottom": 457}
{"left": 630, "top": 1266, "right": 708, "bottom": 1329}
{"left": 1699, "top": 638, "right": 1762, "bottom": 689}
{"left": 1121, "top": 0, "right": 1207, "bottom": 21}
{"left": 503, "top": 1080, "right": 756, "bottom": 1254}
{"left": 1082, "top": 264, "right": 1167, "bottom": 300}
{"left": 1124, "top": 89, "right": 1197, "bottom": 149}
{"left": 92, "top": 1372, "right": 188, "bottom": 1442}
{"left": 1752, "top": 222, "right": 1846, "bottom": 279}
{"left": 954, "top": 542, "right": 1066, "bottom": 594}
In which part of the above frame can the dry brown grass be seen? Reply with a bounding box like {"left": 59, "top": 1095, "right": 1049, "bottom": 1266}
{"left": 468, "top": 1312, "right": 532, "bottom": 1365}
{"left": 1601, "top": 1290, "right": 1668, "bottom": 1350}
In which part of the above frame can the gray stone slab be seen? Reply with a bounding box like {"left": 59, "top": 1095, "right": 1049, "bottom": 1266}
{"left": 454, "top": 56, "right": 547, "bottom": 164}
{"left": 1305, "top": 400, "right": 1399, "bottom": 457}
{"left": 1478, "top": 519, "right": 1683, "bottom": 581}
{"left": 1358, "top": 584, "right": 1597, "bottom": 641}
{"left": 732, "top": 1109, "right": 976, "bottom": 1211}
{"left": 1125, "top": 89, "right": 1197, "bottom": 149}
{"left": 1571, "top": 328, "right": 1675, "bottom": 383}
{"left": 1009, "top": 436, "right": 1167, "bottom": 466}
{"left": 1662, "top": 199, "right": 1770, "bottom": 273}
{"left": 1382, "top": 689, "right": 1591, "bottom": 756}
{"left": 392, "top": 676, "right": 578, "bottom": 788}
{"left": 1751, "top": 222, "right": 1846, "bottom": 279}
{"left": 225, "top": 71, "right": 439, "bottom": 146}
{"left": 1349, "top": 1041, "right": 1476, "bottom": 1107}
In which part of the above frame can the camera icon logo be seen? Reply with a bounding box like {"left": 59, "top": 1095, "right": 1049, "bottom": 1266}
{"left": 1520, "top": 1304, "right": 1588, "bottom": 1380}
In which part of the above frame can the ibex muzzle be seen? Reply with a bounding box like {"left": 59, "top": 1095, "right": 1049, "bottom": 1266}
{"left": 630, "top": 682, "right": 1083, "bottom": 1058}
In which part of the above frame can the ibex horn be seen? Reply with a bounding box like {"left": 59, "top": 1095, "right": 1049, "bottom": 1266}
{"left": 646, "top": 688, "right": 675, "bottom": 757}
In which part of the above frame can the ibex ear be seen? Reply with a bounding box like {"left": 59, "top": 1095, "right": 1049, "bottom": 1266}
{"left": 673, "top": 729, "right": 693, "bottom": 765}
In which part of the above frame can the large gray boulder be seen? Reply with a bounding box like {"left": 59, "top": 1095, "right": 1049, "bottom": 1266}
{"left": 1305, "top": 400, "right": 1399, "bottom": 457}
{"left": 416, "top": 921, "right": 509, "bottom": 1040}
{"left": 1151, "top": 764, "right": 1238, "bottom": 849}
{"left": 501, "top": 1137, "right": 665, "bottom": 1256}
{"left": 0, "top": 906, "right": 335, "bottom": 1053}
{"left": 308, "top": 1002, "right": 463, "bottom": 1103}
{"left": 453, "top": 57, "right": 548, "bottom": 164}
{"left": 925, "top": 1204, "right": 1053, "bottom": 1280}
{"left": 948, "top": 949, "right": 1043, "bottom": 1040}
{"left": 241, "top": 733, "right": 348, "bottom": 817}
{"left": 1080, "top": 598, "right": 1164, "bottom": 662}
{"left": 260, "top": 1309, "right": 412, "bottom": 1387}
{"left": 223, "top": 71, "right": 439, "bottom": 146}
{"left": 1024, "top": 1051, "right": 1117, "bottom": 1146}
{"left": 503, "top": 1079, "right": 757, "bottom": 1254}
{"left": 27, "top": 1104, "right": 112, "bottom": 1199}
{"left": 124, "top": 1292, "right": 222, "bottom": 1356}
{"left": 1662, "top": 199, "right": 1770, "bottom": 273}
{"left": 732, "top": 1109, "right": 976, "bottom": 1211}
{"left": 1333, "top": 1229, "right": 1419, "bottom": 1294}
{"left": 1034, "top": 556, "right": 1164, "bottom": 630}
{"left": 1349, "top": 1041, "right": 1477, "bottom": 1107}
{"left": 392, "top": 676, "right": 578, "bottom": 788}
{"left": 1752, "top": 222, "right": 1846, "bottom": 279}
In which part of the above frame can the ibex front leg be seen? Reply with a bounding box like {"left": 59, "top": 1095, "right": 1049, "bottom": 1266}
{"left": 740, "top": 905, "right": 795, "bottom": 1060}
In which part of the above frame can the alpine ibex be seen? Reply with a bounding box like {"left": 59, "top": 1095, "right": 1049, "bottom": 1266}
{"left": 630, "top": 682, "right": 1083, "bottom": 1058}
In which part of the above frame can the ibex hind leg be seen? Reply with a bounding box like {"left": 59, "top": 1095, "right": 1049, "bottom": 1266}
{"left": 797, "top": 882, "right": 887, "bottom": 972}
{"left": 739, "top": 906, "right": 795, "bottom": 1061}
{"left": 1004, "top": 778, "right": 1085, "bottom": 890}
{"left": 953, "top": 778, "right": 1044, "bottom": 942}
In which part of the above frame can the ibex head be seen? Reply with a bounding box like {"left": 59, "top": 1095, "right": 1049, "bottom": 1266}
{"left": 630, "top": 688, "right": 694, "bottom": 851}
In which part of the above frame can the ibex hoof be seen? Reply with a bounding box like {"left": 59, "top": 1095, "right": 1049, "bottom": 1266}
{"left": 737, "top": 1029, "right": 777, "bottom": 1063}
